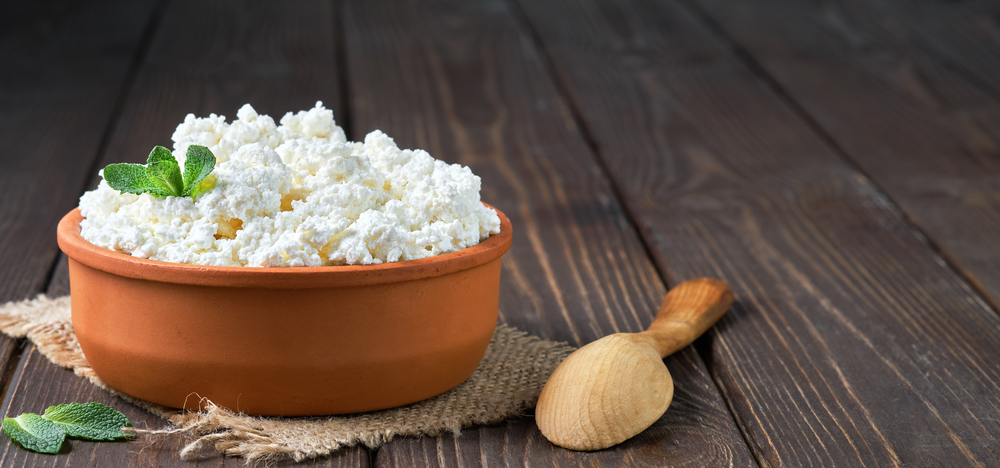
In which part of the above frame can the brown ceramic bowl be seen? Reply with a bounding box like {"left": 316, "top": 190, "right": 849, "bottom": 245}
{"left": 56, "top": 205, "right": 512, "bottom": 416}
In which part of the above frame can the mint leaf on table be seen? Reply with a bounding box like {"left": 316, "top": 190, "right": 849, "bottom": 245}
{"left": 103, "top": 144, "right": 217, "bottom": 199}
{"left": 2, "top": 413, "right": 66, "bottom": 454}
{"left": 42, "top": 402, "right": 132, "bottom": 441}
{"left": 1, "top": 403, "right": 133, "bottom": 454}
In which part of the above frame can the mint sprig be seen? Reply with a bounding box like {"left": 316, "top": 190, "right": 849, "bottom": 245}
{"left": 104, "top": 145, "right": 216, "bottom": 198}
{"left": 1, "top": 403, "right": 132, "bottom": 454}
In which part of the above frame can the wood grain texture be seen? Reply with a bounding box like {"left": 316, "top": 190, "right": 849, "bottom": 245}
{"left": 536, "top": 336, "right": 675, "bottom": 451}
{"left": 2, "top": 0, "right": 367, "bottom": 465}
{"left": 693, "top": 0, "right": 1000, "bottom": 311}
{"left": 0, "top": 0, "right": 158, "bottom": 456}
{"left": 379, "top": 347, "right": 749, "bottom": 468}
{"left": 0, "top": 343, "right": 368, "bottom": 467}
{"left": 0, "top": 0, "right": 155, "bottom": 315}
{"left": 841, "top": 0, "right": 1000, "bottom": 100}
{"left": 87, "top": 0, "right": 344, "bottom": 173}
{"left": 342, "top": 0, "right": 756, "bottom": 466}
{"left": 516, "top": 0, "right": 1000, "bottom": 466}
{"left": 536, "top": 278, "right": 734, "bottom": 451}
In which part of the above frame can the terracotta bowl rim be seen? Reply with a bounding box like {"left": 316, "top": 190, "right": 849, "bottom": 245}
{"left": 57, "top": 203, "right": 513, "bottom": 289}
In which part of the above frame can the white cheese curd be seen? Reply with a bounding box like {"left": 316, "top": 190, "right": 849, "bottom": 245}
{"left": 78, "top": 102, "right": 501, "bottom": 267}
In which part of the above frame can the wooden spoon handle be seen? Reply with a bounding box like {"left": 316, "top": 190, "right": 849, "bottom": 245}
{"left": 639, "top": 278, "right": 733, "bottom": 358}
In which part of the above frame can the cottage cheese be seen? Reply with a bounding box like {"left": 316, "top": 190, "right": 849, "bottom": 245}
{"left": 78, "top": 102, "right": 501, "bottom": 267}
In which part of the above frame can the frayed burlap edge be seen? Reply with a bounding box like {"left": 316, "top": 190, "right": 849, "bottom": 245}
{"left": 0, "top": 295, "right": 573, "bottom": 464}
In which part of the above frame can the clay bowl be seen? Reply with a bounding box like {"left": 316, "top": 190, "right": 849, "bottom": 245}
{"left": 56, "top": 205, "right": 512, "bottom": 416}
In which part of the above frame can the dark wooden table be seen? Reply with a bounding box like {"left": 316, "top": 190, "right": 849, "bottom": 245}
{"left": 3, "top": 0, "right": 1000, "bottom": 466}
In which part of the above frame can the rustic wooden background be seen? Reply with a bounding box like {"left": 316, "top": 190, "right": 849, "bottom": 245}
{"left": 2, "top": 0, "right": 999, "bottom": 466}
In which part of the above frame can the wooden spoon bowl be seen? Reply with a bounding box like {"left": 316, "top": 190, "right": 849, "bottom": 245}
{"left": 535, "top": 278, "right": 733, "bottom": 451}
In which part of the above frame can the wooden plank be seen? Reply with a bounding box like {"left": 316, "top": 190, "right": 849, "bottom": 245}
{"left": 846, "top": 0, "right": 1000, "bottom": 100}
{"left": 692, "top": 0, "right": 1000, "bottom": 310}
{"left": 0, "top": 0, "right": 155, "bottom": 312}
{"left": 1, "top": 0, "right": 368, "bottom": 465}
{"left": 342, "top": 0, "right": 756, "bottom": 466}
{"left": 0, "top": 342, "right": 368, "bottom": 467}
{"left": 46, "top": 258, "right": 71, "bottom": 299}
{"left": 0, "top": 0, "right": 158, "bottom": 455}
{"left": 377, "top": 348, "right": 750, "bottom": 467}
{"left": 86, "top": 0, "right": 345, "bottom": 173}
{"left": 515, "top": 0, "right": 1000, "bottom": 466}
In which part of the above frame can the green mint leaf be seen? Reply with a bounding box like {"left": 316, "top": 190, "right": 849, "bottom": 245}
{"left": 103, "top": 163, "right": 173, "bottom": 197}
{"left": 145, "top": 145, "right": 184, "bottom": 196}
{"left": 101, "top": 145, "right": 217, "bottom": 199}
{"left": 181, "top": 145, "right": 216, "bottom": 197}
{"left": 2, "top": 413, "right": 66, "bottom": 454}
{"left": 42, "top": 403, "right": 132, "bottom": 441}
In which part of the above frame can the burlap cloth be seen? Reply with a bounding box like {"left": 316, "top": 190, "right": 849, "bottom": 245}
{"left": 0, "top": 295, "right": 573, "bottom": 463}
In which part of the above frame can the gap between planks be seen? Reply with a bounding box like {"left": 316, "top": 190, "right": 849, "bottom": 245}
{"left": 675, "top": 0, "right": 1000, "bottom": 316}
{"left": 23, "top": 0, "right": 376, "bottom": 466}
{"left": 0, "top": 0, "right": 171, "bottom": 418}
{"left": 503, "top": 0, "right": 764, "bottom": 465}
{"left": 504, "top": 0, "right": 677, "bottom": 289}
{"left": 32, "top": 0, "right": 174, "bottom": 313}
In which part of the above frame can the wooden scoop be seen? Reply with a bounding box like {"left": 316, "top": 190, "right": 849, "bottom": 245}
{"left": 535, "top": 277, "right": 733, "bottom": 451}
